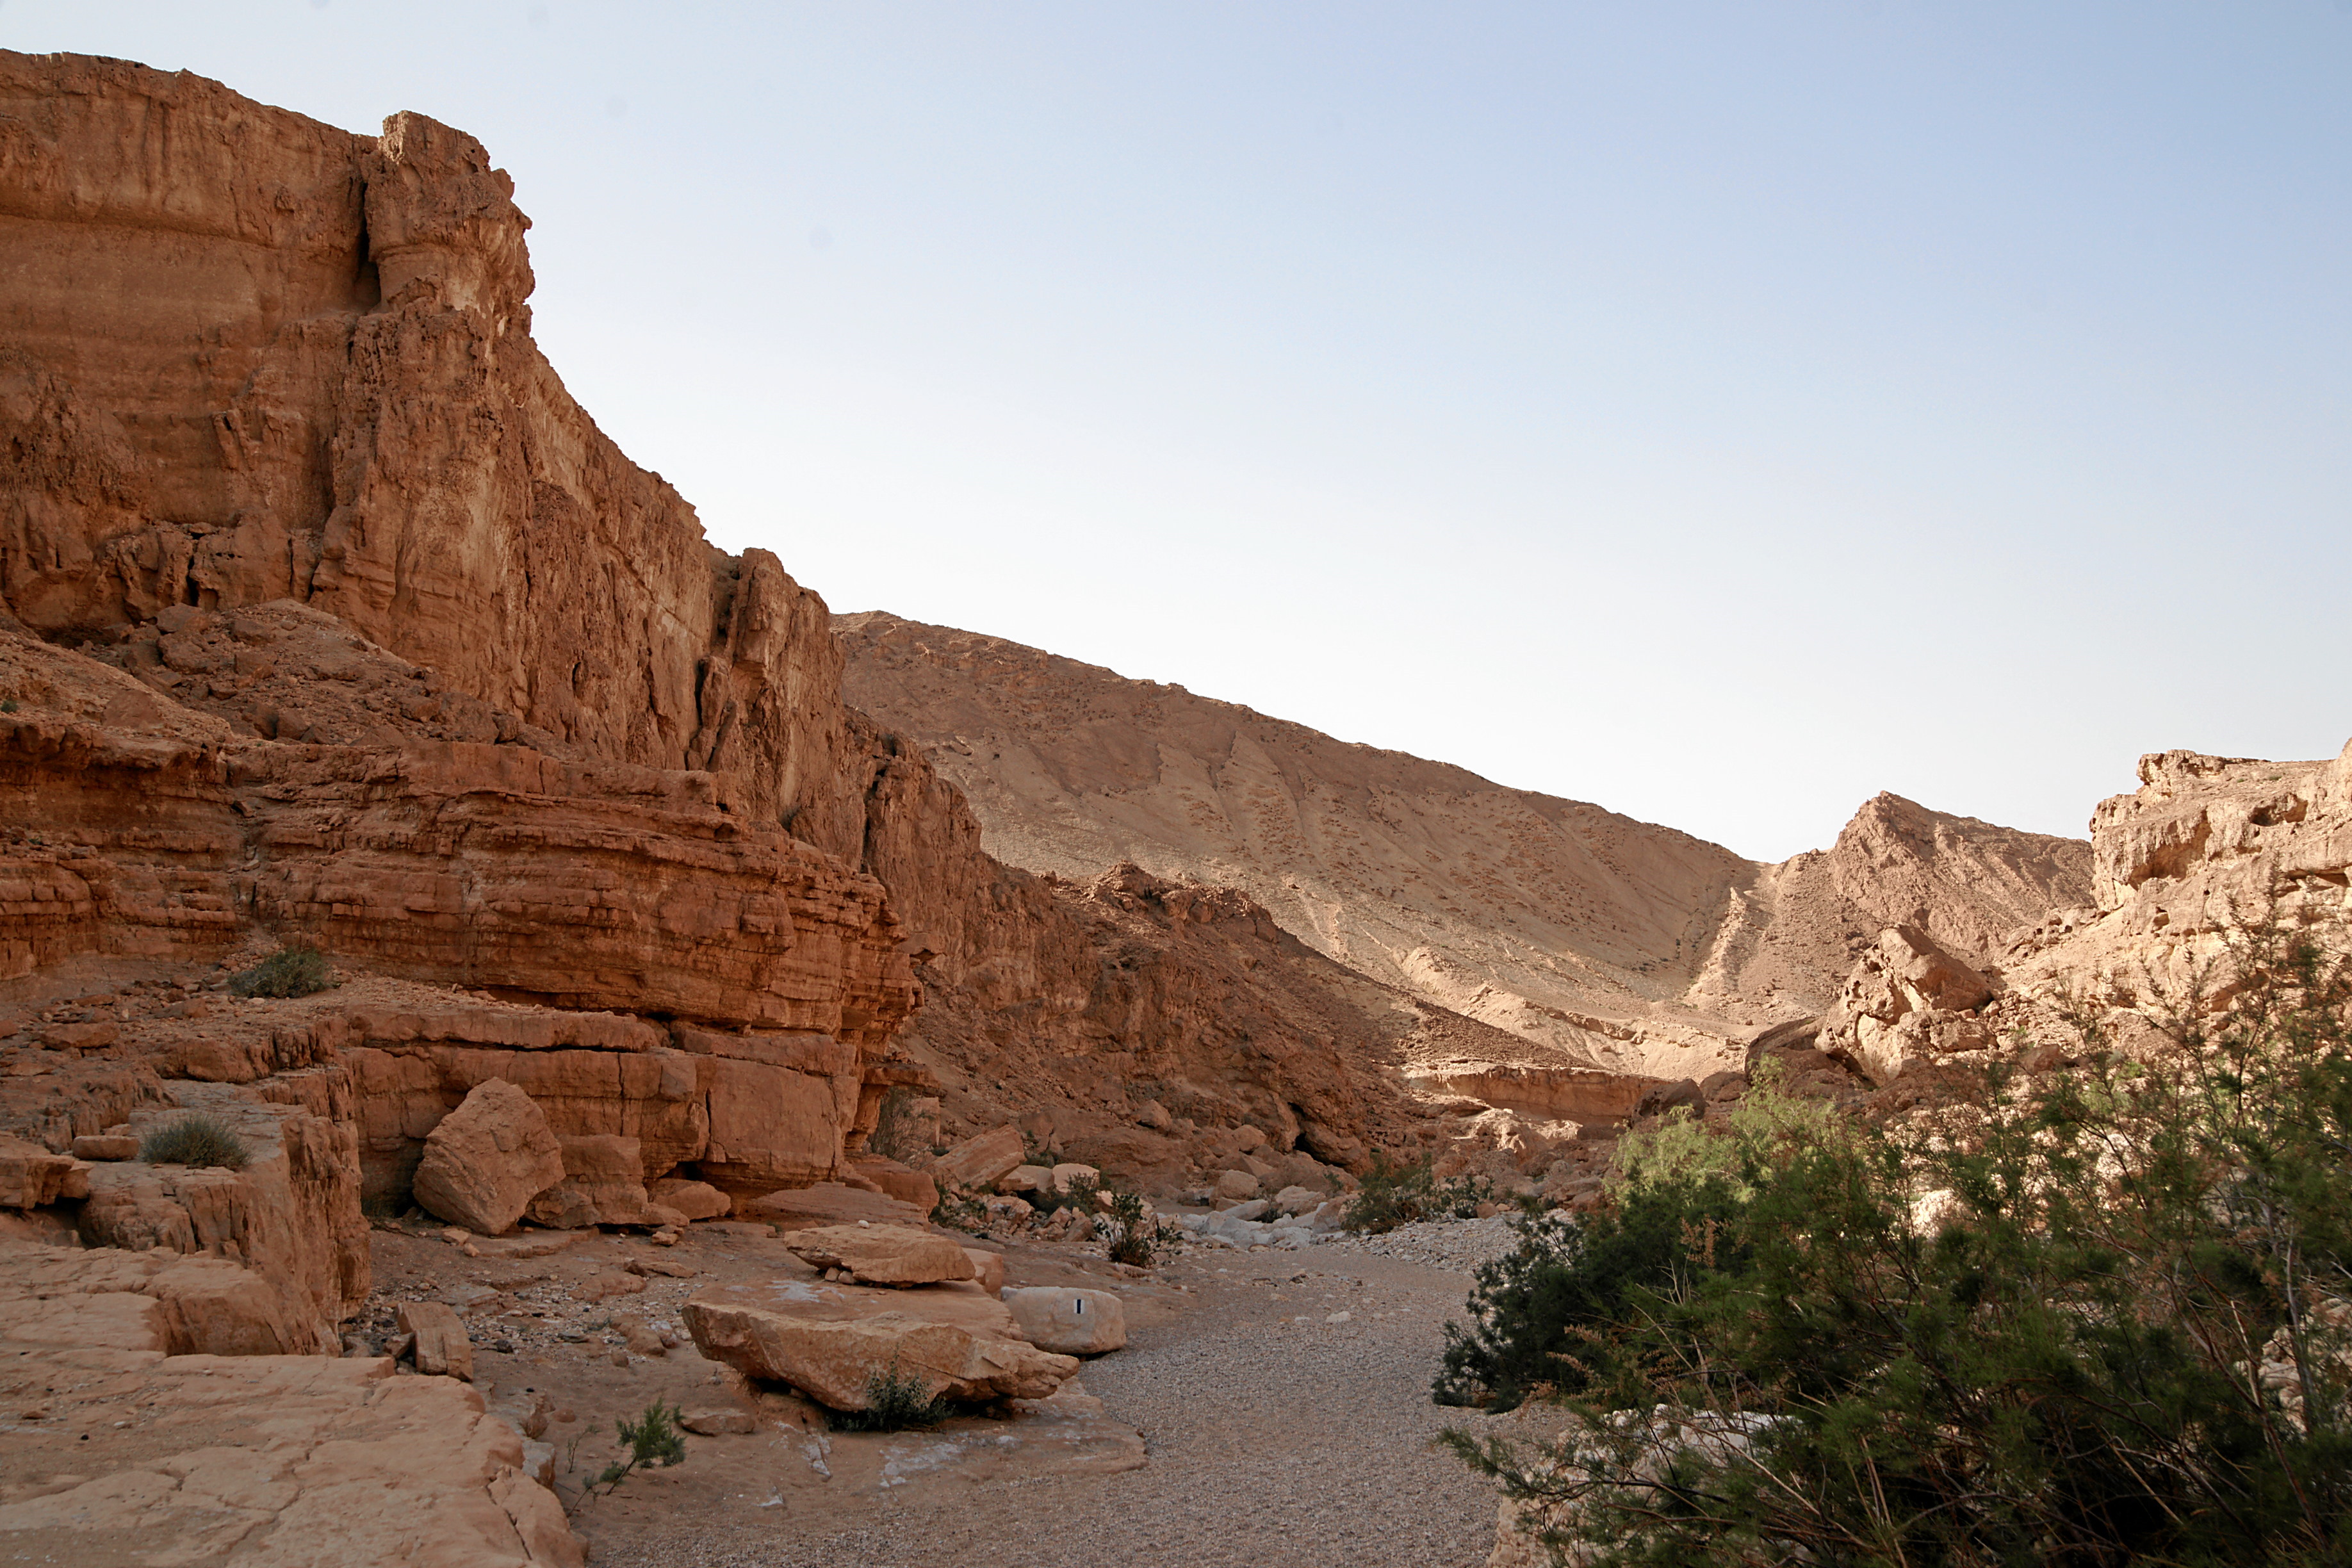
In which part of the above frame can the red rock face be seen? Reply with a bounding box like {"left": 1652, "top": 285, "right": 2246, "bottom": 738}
{"left": 0, "top": 53, "right": 866, "bottom": 851}
{"left": 0, "top": 51, "right": 1487, "bottom": 1268}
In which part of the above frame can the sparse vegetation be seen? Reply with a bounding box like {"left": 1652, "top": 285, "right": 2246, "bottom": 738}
{"left": 227, "top": 944, "right": 332, "bottom": 999}
{"left": 932, "top": 1186, "right": 992, "bottom": 1234}
{"left": 1343, "top": 1149, "right": 1493, "bottom": 1234}
{"left": 1102, "top": 1187, "right": 1167, "bottom": 1267}
{"left": 828, "top": 1360, "right": 949, "bottom": 1432}
{"left": 1442, "top": 911, "right": 2352, "bottom": 1565}
{"left": 589, "top": 1400, "right": 685, "bottom": 1496}
{"left": 140, "top": 1112, "right": 250, "bottom": 1170}
{"left": 1029, "top": 1170, "right": 1099, "bottom": 1216}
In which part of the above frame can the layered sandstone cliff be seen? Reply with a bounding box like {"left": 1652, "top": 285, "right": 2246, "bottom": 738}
{"left": 0, "top": 51, "right": 1447, "bottom": 1273}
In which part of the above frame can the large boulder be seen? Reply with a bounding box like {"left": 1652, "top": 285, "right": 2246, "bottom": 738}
{"left": 847, "top": 1154, "right": 938, "bottom": 1214}
{"left": 782, "top": 1224, "right": 976, "bottom": 1287}
{"left": 410, "top": 1081, "right": 564, "bottom": 1235}
{"left": 524, "top": 1134, "right": 654, "bottom": 1229}
{"left": 648, "top": 1177, "right": 731, "bottom": 1220}
{"left": 1001, "top": 1287, "right": 1126, "bottom": 1355}
{"left": 931, "top": 1125, "right": 1025, "bottom": 1191}
{"left": 682, "top": 1279, "right": 1077, "bottom": 1410}
{"left": 1822, "top": 926, "right": 1997, "bottom": 1084}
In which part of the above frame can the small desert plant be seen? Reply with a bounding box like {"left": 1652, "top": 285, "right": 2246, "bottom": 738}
{"left": 227, "top": 944, "right": 332, "bottom": 999}
{"left": 1029, "top": 1170, "right": 1100, "bottom": 1216}
{"left": 828, "top": 1360, "right": 949, "bottom": 1432}
{"left": 1101, "top": 1188, "right": 1166, "bottom": 1268}
{"left": 140, "top": 1113, "right": 249, "bottom": 1170}
{"left": 589, "top": 1400, "right": 685, "bottom": 1495}
{"left": 1343, "top": 1150, "right": 1493, "bottom": 1234}
{"left": 933, "top": 1186, "right": 992, "bottom": 1234}
{"left": 865, "top": 1085, "right": 926, "bottom": 1163}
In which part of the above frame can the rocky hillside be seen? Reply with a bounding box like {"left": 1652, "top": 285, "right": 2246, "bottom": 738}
{"left": 838, "top": 611, "right": 2096, "bottom": 1077}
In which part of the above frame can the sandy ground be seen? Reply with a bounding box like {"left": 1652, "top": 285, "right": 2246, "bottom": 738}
{"left": 501, "top": 1232, "right": 1503, "bottom": 1568}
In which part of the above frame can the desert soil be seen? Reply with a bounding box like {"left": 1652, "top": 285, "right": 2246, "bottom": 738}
{"left": 405, "top": 1221, "right": 1503, "bottom": 1568}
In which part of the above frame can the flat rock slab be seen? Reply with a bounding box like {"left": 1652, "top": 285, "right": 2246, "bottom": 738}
{"left": 744, "top": 1183, "right": 929, "bottom": 1232}
{"left": 0, "top": 1236, "right": 584, "bottom": 1568}
{"left": 682, "top": 1277, "right": 1077, "bottom": 1410}
{"left": 783, "top": 1223, "right": 976, "bottom": 1286}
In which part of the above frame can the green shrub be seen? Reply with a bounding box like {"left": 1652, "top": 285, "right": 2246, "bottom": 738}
{"left": 1444, "top": 911, "right": 2352, "bottom": 1565}
{"left": 829, "top": 1361, "right": 949, "bottom": 1432}
{"left": 1343, "top": 1149, "right": 1492, "bottom": 1234}
{"left": 933, "top": 1186, "right": 992, "bottom": 1234}
{"left": 140, "top": 1113, "right": 249, "bottom": 1170}
{"left": 1029, "top": 1170, "right": 1100, "bottom": 1216}
{"left": 590, "top": 1400, "right": 685, "bottom": 1494}
{"left": 1102, "top": 1188, "right": 1165, "bottom": 1268}
{"left": 227, "top": 945, "right": 332, "bottom": 999}
{"left": 1433, "top": 1175, "right": 1745, "bottom": 1410}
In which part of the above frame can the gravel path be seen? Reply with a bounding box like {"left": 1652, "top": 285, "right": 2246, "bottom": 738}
{"left": 600, "top": 1241, "right": 1502, "bottom": 1567}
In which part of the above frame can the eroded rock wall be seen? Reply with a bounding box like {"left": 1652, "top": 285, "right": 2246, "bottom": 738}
{"left": 0, "top": 51, "right": 865, "bottom": 849}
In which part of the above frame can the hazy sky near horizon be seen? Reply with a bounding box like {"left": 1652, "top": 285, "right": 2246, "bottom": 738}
{"left": 10, "top": 3, "right": 2349, "bottom": 861}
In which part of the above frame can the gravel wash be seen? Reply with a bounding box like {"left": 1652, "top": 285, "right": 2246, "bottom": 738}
{"left": 598, "top": 1247, "right": 1501, "bottom": 1568}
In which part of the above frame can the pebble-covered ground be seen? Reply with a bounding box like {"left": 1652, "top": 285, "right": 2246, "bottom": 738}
{"left": 597, "top": 1229, "right": 1515, "bottom": 1568}
{"left": 1316, "top": 1213, "right": 1524, "bottom": 1274}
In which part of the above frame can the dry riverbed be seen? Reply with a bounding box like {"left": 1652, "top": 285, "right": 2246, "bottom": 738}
{"left": 368, "top": 1218, "right": 1512, "bottom": 1567}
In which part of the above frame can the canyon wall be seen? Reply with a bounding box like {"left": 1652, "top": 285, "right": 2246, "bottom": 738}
{"left": 0, "top": 51, "right": 1445, "bottom": 1263}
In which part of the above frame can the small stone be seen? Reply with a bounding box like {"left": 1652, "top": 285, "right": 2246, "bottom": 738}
{"left": 69, "top": 1134, "right": 138, "bottom": 1162}
{"left": 680, "top": 1407, "right": 757, "bottom": 1435}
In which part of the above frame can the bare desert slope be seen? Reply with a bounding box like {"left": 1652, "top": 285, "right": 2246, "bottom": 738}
{"left": 838, "top": 612, "right": 2096, "bottom": 1077}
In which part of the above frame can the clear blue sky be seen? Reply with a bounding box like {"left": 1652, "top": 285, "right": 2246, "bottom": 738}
{"left": 10, "top": 3, "right": 2349, "bottom": 860}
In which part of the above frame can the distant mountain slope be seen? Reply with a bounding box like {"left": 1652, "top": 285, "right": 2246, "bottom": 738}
{"left": 836, "top": 612, "right": 2095, "bottom": 1077}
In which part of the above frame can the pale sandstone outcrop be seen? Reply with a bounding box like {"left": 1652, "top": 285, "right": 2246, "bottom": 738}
{"left": 2003, "top": 740, "right": 2352, "bottom": 1009}
{"left": 411, "top": 1079, "right": 564, "bottom": 1235}
{"left": 0, "top": 1134, "right": 86, "bottom": 1206}
{"left": 1817, "top": 926, "right": 1997, "bottom": 1085}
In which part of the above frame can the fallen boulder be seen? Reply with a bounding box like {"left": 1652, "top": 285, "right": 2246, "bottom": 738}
{"left": 682, "top": 1278, "right": 1077, "bottom": 1410}
{"left": 931, "top": 1125, "right": 1025, "bottom": 1191}
{"left": 782, "top": 1223, "right": 977, "bottom": 1286}
{"left": 411, "top": 1081, "right": 564, "bottom": 1236}
{"left": 396, "top": 1300, "right": 475, "bottom": 1382}
{"left": 648, "top": 1177, "right": 731, "bottom": 1220}
{"left": 1002, "top": 1287, "right": 1127, "bottom": 1355}
{"left": 525, "top": 1134, "right": 653, "bottom": 1229}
